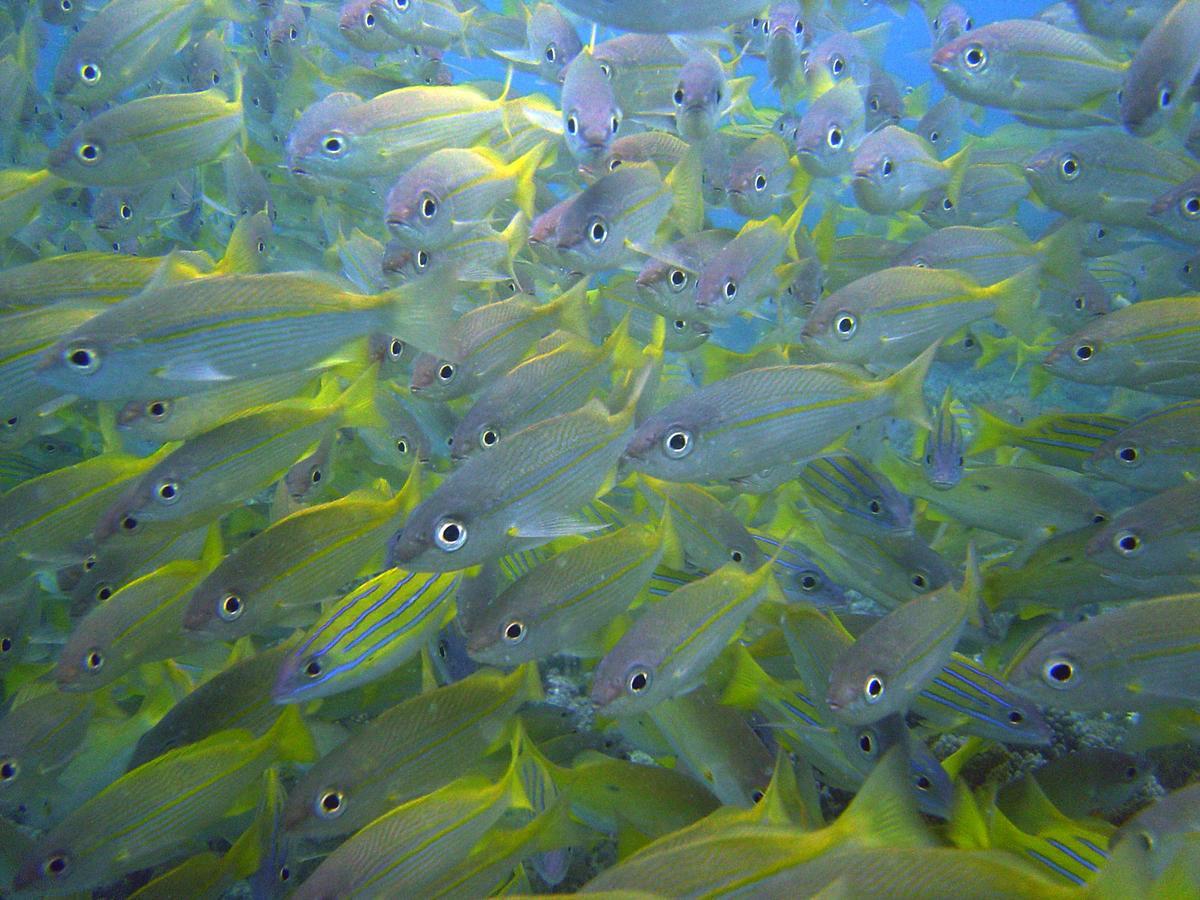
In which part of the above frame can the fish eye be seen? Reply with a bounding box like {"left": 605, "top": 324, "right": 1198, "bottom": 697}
{"left": 962, "top": 43, "right": 986, "bottom": 69}
{"left": 362, "top": 10, "right": 375, "bottom": 27}
{"left": 83, "top": 648, "right": 104, "bottom": 672}
{"left": 610, "top": 115, "right": 620, "bottom": 133}
{"left": 910, "top": 571, "right": 928, "bottom": 589}
{"left": 434, "top": 517, "right": 467, "bottom": 551}
{"left": 155, "top": 480, "right": 181, "bottom": 504}
{"left": 1041, "top": 656, "right": 1075, "bottom": 687}
{"left": 794, "top": 18, "right": 803, "bottom": 34}
{"left": 1113, "top": 529, "right": 1141, "bottom": 556}
{"left": 609, "top": 158, "right": 622, "bottom": 171}
{"left": 797, "top": 572, "right": 820, "bottom": 591}
{"left": 723, "top": 279, "right": 737, "bottom": 299}
{"left": 915, "top": 774, "right": 932, "bottom": 792}
{"left": 1181, "top": 195, "right": 1200, "bottom": 218}
{"left": 880, "top": 158, "right": 893, "bottom": 177}
{"left": 1115, "top": 445, "right": 1140, "bottom": 465}
{"left": 120, "top": 514, "right": 140, "bottom": 533}
{"left": 863, "top": 674, "right": 885, "bottom": 703}
{"left": 315, "top": 789, "right": 345, "bottom": 818}
{"left": 119, "top": 203, "right": 132, "bottom": 219}
{"left": 479, "top": 427, "right": 499, "bottom": 448}
{"left": 857, "top": 730, "right": 874, "bottom": 754}
{"left": 60, "top": 0, "right": 71, "bottom": 8}
{"left": 1058, "top": 154, "right": 1080, "bottom": 180}
{"left": 663, "top": 428, "right": 692, "bottom": 459}
{"left": 388, "top": 338, "right": 404, "bottom": 359}
{"left": 964, "top": 17, "right": 973, "bottom": 29}
{"left": 78, "top": 62, "right": 100, "bottom": 84}
{"left": 941, "top": 197, "right": 954, "bottom": 211}
{"left": 730, "top": 549, "right": 744, "bottom": 563}
{"left": 669, "top": 269, "right": 688, "bottom": 291}
{"left": 420, "top": 194, "right": 437, "bottom": 219}
{"left": 912, "top": 257, "right": 927, "bottom": 268}
{"left": 218, "top": 593, "right": 244, "bottom": 621}
{"left": 303, "top": 656, "right": 323, "bottom": 678}
{"left": 95, "top": 583, "right": 113, "bottom": 602}
{"left": 566, "top": 114, "right": 578, "bottom": 135}
{"left": 673, "top": 87, "right": 685, "bottom": 106}
{"left": 502, "top": 620, "right": 525, "bottom": 644}
{"left": 626, "top": 666, "right": 652, "bottom": 694}
{"left": 146, "top": 399, "right": 170, "bottom": 420}
{"left": 867, "top": 498, "right": 883, "bottom": 515}
{"left": 928, "top": 130, "right": 940, "bottom": 143}
{"left": 75, "top": 141, "right": 102, "bottom": 164}
{"left": 588, "top": 217, "right": 608, "bottom": 245}
{"left": 830, "top": 55, "right": 844, "bottom": 76}
{"left": 869, "top": 96, "right": 880, "bottom": 112}
{"left": 544, "top": 44, "right": 557, "bottom": 62}
{"left": 65, "top": 346, "right": 100, "bottom": 373}
{"left": 437, "top": 362, "right": 454, "bottom": 382}
{"left": 673, "top": 318, "right": 687, "bottom": 331}
{"left": 321, "top": 133, "right": 346, "bottom": 156}
{"left": 754, "top": 173, "right": 767, "bottom": 191}
{"left": 1073, "top": 295, "right": 1086, "bottom": 310}
{"left": 42, "top": 854, "right": 70, "bottom": 878}
{"left": 1073, "top": 343, "right": 1094, "bottom": 362}
{"left": 1159, "top": 84, "right": 1173, "bottom": 108}
{"left": 416, "top": 250, "right": 429, "bottom": 269}
{"left": 827, "top": 126, "right": 843, "bottom": 148}
{"left": 760, "top": 18, "right": 768, "bottom": 34}
{"left": 309, "top": 468, "right": 322, "bottom": 484}
{"left": 0, "top": 758, "right": 18, "bottom": 781}
{"left": 394, "top": 0, "right": 407, "bottom": 8}
{"left": 834, "top": 312, "right": 857, "bottom": 339}
{"left": 290, "top": 27, "right": 298, "bottom": 39}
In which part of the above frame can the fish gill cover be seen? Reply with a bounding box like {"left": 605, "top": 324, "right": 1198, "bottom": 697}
{"left": 1, "top": 0, "right": 1199, "bottom": 896}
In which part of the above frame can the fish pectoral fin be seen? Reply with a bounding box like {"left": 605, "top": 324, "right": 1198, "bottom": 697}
{"left": 152, "top": 359, "right": 235, "bottom": 382}
{"left": 506, "top": 515, "right": 610, "bottom": 539}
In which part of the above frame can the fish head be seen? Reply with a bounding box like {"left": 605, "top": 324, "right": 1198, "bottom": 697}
{"left": 589, "top": 640, "right": 658, "bottom": 716}
{"left": 1148, "top": 178, "right": 1200, "bottom": 243}
{"left": 826, "top": 655, "right": 897, "bottom": 724}
{"left": 561, "top": 54, "right": 621, "bottom": 164}
{"left": 929, "top": 29, "right": 1005, "bottom": 101}
{"left": 409, "top": 352, "right": 460, "bottom": 398}
{"left": 182, "top": 572, "right": 249, "bottom": 636}
{"left": 694, "top": 252, "right": 748, "bottom": 312}
{"left": 337, "top": 0, "right": 392, "bottom": 50}
{"left": 528, "top": 3, "right": 582, "bottom": 83}
{"left": 1120, "top": 72, "right": 1177, "bottom": 137}
{"left": 795, "top": 105, "right": 855, "bottom": 178}
{"left": 622, "top": 402, "right": 712, "bottom": 479}
{"left": 929, "top": 3, "right": 972, "bottom": 47}
{"left": 285, "top": 91, "right": 365, "bottom": 182}
{"left": 774, "top": 111, "right": 802, "bottom": 145}
{"left": 673, "top": 54, "right": 724, "bottom": 142}
{"left": 1042, "top": 328, "right": 1107, "bottom": 382}
{"left": 13, "top": 844, "right": 78, "bottom": 894}
{"left": 1007, "top": 622, "right": 1083, "bottom": 702}
{"left": 386, "top": 494, "right": 477, "bottom": 572}
{"left": 800, "top": 299, "right": 866, "bottom": 362}
{"left": 849, "top": 127, "right": 914, "bottom": 214}
{"left": 865, "top": 69, "right": 903, "bottom": 129}
{"left": 1023, "top": 142, "right": 1088, "bottom": 210}
{"left": 384, "top": 164, "right": 453, "bottom": 247}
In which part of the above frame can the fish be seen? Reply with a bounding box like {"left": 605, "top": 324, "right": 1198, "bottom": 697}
{"left": 387, "top": 376, "right": 645, "bottom": 572}
{"left": 673, "top": 50, "right": 727, "bottom": 143}
{"left": 590, "top": 556, "right": 786, "bottom": 716}
{"left": 623, "top": 343, "right": 934, "bottom": 484}
{"left": 36, "top": 270, "right": 454, "bottom": 402}
{"left": 466, "top": 519, "right": 667, "bottom": 666}
{"left": 694, "top": 205, "right": 803, "bottom": 318}
{"left": 852, "top": 125, "right": 967, "bottom": 215}
{"left": 794, "top": 79, "right": 867, "bottom": 178}
{"left": 826, "top": 551, "right": 981, "bottom": 725}
{"left": 1119, "top": 0, "right": 1200, "bottom": 136}
{"left": 14, "top": 708, "right": 315, "bottom": 894}
{"left": 555, "top": 0, "right": 769, "bottom": 34}
{"left": 282, "top": 664, "right": 541, "bottom": 840}
{"left": 273, "top": 567, "right": 460, "bottom": 702}
{"left": 1085, "top": 401, "right": 1200, "bottom": 491}
{"left": 560, "top": 52, "right": 622, "bottom": 167}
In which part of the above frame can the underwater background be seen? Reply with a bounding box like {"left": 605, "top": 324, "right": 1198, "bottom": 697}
{"left": 2, "top": 0, "right": 1200, "bottom": 896}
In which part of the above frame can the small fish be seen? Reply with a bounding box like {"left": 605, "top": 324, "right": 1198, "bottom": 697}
{"left": 282, "top": 664, "right": 541, "bottom": 839}
{"left": 826, "top": 551, "right": 980, "bottom": 725}
{"left": 1009, "top": 594, "right": 1200, "bottom": 711}
{"left": 273, "top": 567, "right": 460, "bottom": 702}
{"left": 794, "top": 79, "right": 866, "bottom": 178}
{"left": 560, "top": 52, "right": 622, "bottom": 166}
{"left": 694, "top": 205, "right": 803, "bottom": 318}
{"left": 555, "top": 0, "right": 768, "bottom": 34}
{"left": 1119, "top": 0, "right": 1200, "bottom": 135}
{"left": 1026, "top": 749, "right": 1148, "bottom": 819}
{"left": 590, "top": 556, "right": 786, "bottom": 717}
{"left": 726, "top": 133, "right": 795, "bottom": 219}
{"left": 1111, "top": 781, "right": 1200, "bottom": 878}
{"left": 624, "top": 344, "right": 934, "bottom": 484}
{"left": 0, "top": 691, "right": 94, "bottom": 812}
{"left": 673, "top": 50, "right": 726, "bottom": 143}
{"left": 931, "top": 20, "right": 1124, "bottom": 115}
{"left": 384, "top": 144, "right": 544, "bottom": 250}
{"left": 1086, "top": 401, "right": 1200, "bottom": 491}
{"left": 492, "top": 3, "right": 582, "bottom": 85}
{"left": 852, "top": 125, "right": 965, "bottom": 215}
{"left": 970, "top": 407, "right": 1128, "bottom": 474}
{"left": 797, "top": 454, "right": 913, "bottom": 537}
{"left": 641, "top": 475, "right": 764, "bottom": 574}
{"left": 1148, "top": 174, "right": 1200, "bottom": 245}
{"left": 182, "top": 475, "right": 418, "bottom": 639}
{"left": 14, "top": 708, "right": 315, "bottom": 894}
{"left": 466, "top": 519, "right": 666, "bottom": 665}
{"left": 48, "top": 83, "right": 244, "bottom": 187}
{"left": 923, "top": 389, "right": 967, "bottom": 489}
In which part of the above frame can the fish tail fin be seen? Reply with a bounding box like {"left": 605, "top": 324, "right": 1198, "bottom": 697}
{"left": 334, "top": 363, "right": 384, "bottom": 430}
{"left": 656, "top": 502, "right": 685, "bottom": 572}
{"left": 263, "top": 705, "right": 318, "bottom": 764}
{"left": 987, "top": 266, "right": 1042, "bottom": 342}
{"left": 213, "top": 209, "right": 271, "bottom": 275}
{"left": 719, "top": 643, "right": 768, "bottom": 709}
{"left": 664, "top": 147, "right": 705, "bottom": 235}
{"left": 832, "top": 746, "right": 933, "bottom": 849}
{"left": 514, "top": 660, "right": 546, "bottom": 704}
{"left": 382, "top": 268, "right": 457, "bottom": 359}
{"left": 883, "top": 341, "right": 937, "bottom": 430}
{"left": 552, "top": 277, "right": 592, "bottom": 338}
{"left": 508, "top": 142, "right": 549, "bottom": 220}
{"left": 967, "top": 405, "right": 1014, "bottom": 456}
